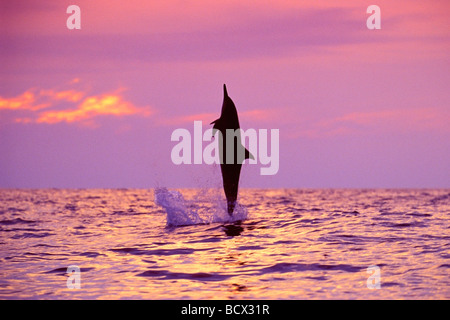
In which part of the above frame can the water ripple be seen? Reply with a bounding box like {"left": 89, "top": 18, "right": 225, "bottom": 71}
{"left": 137, "top": 269, "right": 232, "bottom": 281}
{"left": 0, "top": 188, "right": 448, "bottom": 299}
{"left": 258, "top": 262, "right": 363, "bottom": 274}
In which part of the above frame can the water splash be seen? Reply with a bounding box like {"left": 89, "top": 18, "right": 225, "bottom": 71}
{"left": 154, "top": 187, "right": 248, "bottom": 227}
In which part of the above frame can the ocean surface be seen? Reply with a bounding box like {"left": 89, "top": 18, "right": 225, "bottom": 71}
{"left": 0, "top": 188, "right": 449, "bottom": 299}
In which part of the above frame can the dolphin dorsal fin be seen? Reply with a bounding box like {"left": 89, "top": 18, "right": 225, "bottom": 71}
{"left": 245, "top": 147, "right": 255, "bottom": 160}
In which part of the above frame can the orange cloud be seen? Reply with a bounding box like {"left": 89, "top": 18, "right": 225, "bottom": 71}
{"left": 0, "top": 91, "right": 50, "bottom": 111}
{"left": 1, "top": 83, "right": 153, "bottom": 126}
{"left": 39, "top": 89, "right": 85, "bottom": 102}
{"left": 37, "top": 93, "right": 151, "bottom": 124}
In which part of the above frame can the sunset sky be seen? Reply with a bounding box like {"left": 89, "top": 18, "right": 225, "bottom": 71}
{"left": 1, "top": 0, "right": 449, "bottom": 188}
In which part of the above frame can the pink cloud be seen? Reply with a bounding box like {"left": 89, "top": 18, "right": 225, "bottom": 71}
{"left": 330, "top": 108, "right": 448, "bottom": 131}
{"left": 161, "top": 108, "right": 283, "bottom": 127}
{"left": 289, "top": 107, "right": 449, "bottom": 138}
{"left": 162, "top": 112, "right": 217, "bottom": 126}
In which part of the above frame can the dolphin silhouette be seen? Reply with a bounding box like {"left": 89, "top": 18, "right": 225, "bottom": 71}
{"left": 211, "top": 84, "right": 254, "bottom": 216}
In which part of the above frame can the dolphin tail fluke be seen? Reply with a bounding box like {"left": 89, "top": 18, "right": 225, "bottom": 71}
{"left": 227, "top": 200, "right": 235, "bottom": 216}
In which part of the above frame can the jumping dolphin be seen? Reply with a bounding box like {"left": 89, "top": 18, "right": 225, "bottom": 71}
{"left": 211, "top": 84, "right": 254, "bottom": 216}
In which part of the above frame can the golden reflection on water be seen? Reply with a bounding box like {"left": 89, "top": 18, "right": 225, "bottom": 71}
{"left": 0, "top": 188, "right": 449, "bottom": 299}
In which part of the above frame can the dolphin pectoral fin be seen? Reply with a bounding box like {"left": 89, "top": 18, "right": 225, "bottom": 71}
{"left": 211, "top": 119, "right": 221, "bottom": 135}
{"left": 245, "top": 147, "right": 254, "bottom": 160}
